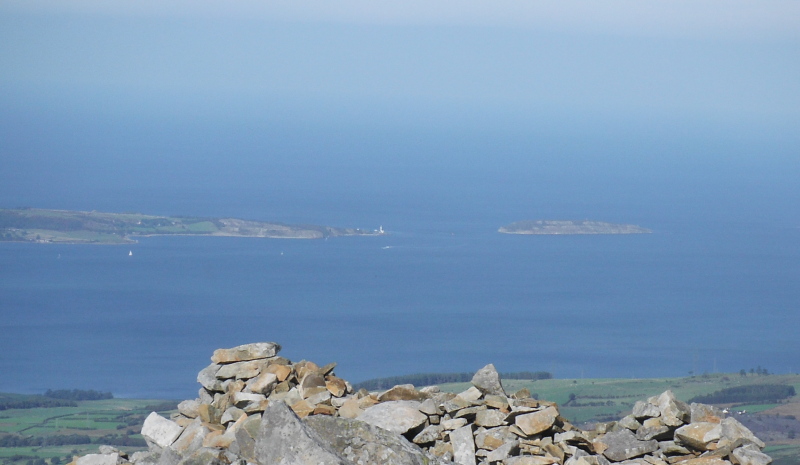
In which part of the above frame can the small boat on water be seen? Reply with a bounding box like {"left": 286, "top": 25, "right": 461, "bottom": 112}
{"left": 128, "top": 250, "right": 133, "bottom": 256}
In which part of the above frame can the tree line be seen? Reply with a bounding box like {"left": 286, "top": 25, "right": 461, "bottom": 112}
{"left": 353, "top": 371, "right": 552, "bottom": 391}
{"left": 44, "top": 389, "right": 113, "bottom": 401}
{"left": 689, "top": 384, "right": 796, "bottom": 404}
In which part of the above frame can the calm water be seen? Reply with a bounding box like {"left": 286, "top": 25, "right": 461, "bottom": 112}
{"left": 1, "top": 215, "right": 798, "bottom": 399}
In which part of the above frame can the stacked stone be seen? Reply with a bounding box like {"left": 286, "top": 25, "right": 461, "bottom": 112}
{"left": 71, "top": 342, "right": 773, "bottom": 465}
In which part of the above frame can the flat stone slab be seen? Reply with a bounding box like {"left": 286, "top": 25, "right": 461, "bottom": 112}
{"left": 211, "top": 342, "right": 281, "bottom": 364}
{"left": 357, "top": 401, "right": 428, "bottom": 435}
{"left": 141, "top": 412, "right": 184, "bottom": 449}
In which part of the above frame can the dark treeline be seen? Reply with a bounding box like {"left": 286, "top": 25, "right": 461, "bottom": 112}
{"left": 44, "top": 389, "right": 113, "bottom": 401}
{"left": 0, "top": 433, "right": 91, "bottom": 447}
{"left": 0, "top": 432, "right": 145, "bottom": 448}
{"left": 354, "top": 371, "right": 552, "bottom": 391}
{"left": 689, "top": 384, "right": 796, "bottom": 404}
{"left": 0, "top": 397, "right": 77, "bottom": 410}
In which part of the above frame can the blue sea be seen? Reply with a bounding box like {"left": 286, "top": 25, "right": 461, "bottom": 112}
{"left": 1, "top": 98, "right": 799, "bottom": 399}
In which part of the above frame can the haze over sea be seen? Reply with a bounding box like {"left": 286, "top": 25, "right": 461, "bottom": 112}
{"left": 1, "top": 2, "right": 799, "bottom": 399}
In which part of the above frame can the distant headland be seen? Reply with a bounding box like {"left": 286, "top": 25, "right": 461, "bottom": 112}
{"left": 499, "top": 220, "right": 652, "bottom": 235}
{"left": 0, "top": 208, "right": 385, "bottom": 244}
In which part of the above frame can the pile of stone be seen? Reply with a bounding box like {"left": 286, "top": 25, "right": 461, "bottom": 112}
{"left": 71, "top": 342, "right": 772, "bottom": 465}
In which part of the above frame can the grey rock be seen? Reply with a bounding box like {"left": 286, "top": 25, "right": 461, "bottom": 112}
{"left": 632, "top": 401, "right": 661, "bottom": 419}
{"left": 198, "top": 388, "right": 213, "bottom": 404}
{"left": 177, "top": 400, "right": 200, "bottom": 419}
{"left": 485, "top": 440, "right": 519, "bottom": 462}
{"left": 169, "top": 418, "right": 209, "bottom": 456}
{"left": 597, "top": 429, "right": 658, "bottom": 462}
{"left": 253, "top": 400, "right": 349, "bottom": 465}
{"left": 130, "top": 451, "right": 159, "bottom": 465}
{"left": 442, "top": 418, "right": 469, "bottom": 430}
{"left": 175, "top": 448, "right": 225, "bottom": 465}
{"left": 197, "top": 364, "right": 221, "bottom": 392}
{"left": 732, "top": 444, "right": 773, "bottom": 465}
{"left": 306, "top": 415, "right": 448, "bottom": 465}
{"left": 357, "top": 400, "right": 428, "bottom": 435}
{"left": 234, "top": 416, "right": 262, "bottom": 463}
{"left": 419, "top": 398, "right": 442, "bottom": 415}
{"left": 413, "top": 424, "right": 444, "bottom": 444}
{"left": 211, "top": 342, "right": 281, "bottom": 364}
{"left": 156, "top": 448, "right": 181, "bottom": 465}
{"left": 458, "top": 386, "right": 484, "bottom": 402}
{"left": 450, "top": 424, "right": 476, "bottom": 465}
{"left": 471, "top": 364, "right": 506, "bottom": 396}
{"left": 76, "top": 454, "right": 118, "bottom": 465}
{"left": 690, "top": 403, "right": 725, "bottom": 424}
{"left": 475, "top": 409, "right": 507, "bottom": 428}
{"left": 655, "top": 391, "right": 690, "bottom": 427}
{"left": 216, "top": 360, "right": 265, "bottom": 380}
{"left": 618, "top": 414, "right": 642, "bottom": 431}
{"left": 142, "top": 412, "right": 184, "bottom": 449}
{"left": 635, "top": 424, "right": 671, "bottom": 441}
{"left": 514, "top": 406, "right": 559, "bottom": 436}
{"left": 658, "top": 440, "right": 691, "bottom": 455}
{"left": 721, "top": 417, "right": 765, "bottom": 448}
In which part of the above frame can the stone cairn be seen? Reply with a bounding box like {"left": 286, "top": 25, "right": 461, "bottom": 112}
{"left": 73, "top": 342, "right": 772, "bottom": 465}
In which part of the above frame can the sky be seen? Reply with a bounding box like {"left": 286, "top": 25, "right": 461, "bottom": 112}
{"left": 0, "top": 1, "right": 798, "bottom": 222}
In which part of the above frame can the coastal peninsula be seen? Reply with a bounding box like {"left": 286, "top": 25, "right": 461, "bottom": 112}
{"left": 499, "top": 220, "right": 652, "bottom": 235}
{"left": 0, "top": 208, "right": 384, "bottom": 244}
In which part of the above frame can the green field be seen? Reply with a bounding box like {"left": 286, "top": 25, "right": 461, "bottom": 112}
{"left": 0, "top": 398, "right": 176, "bottom": 465}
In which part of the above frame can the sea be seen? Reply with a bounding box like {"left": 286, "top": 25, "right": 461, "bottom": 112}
{"left": 1, "top": 102, "right": 799, "bottom": 400}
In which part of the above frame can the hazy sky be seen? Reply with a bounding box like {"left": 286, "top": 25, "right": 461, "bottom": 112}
{"left": 1, "top": 1, "right": 798, "bottom": 221}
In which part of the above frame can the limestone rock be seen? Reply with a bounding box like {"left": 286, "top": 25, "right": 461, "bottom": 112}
{"left": 253, "top": 400, "right": 349, "bottom": 465}
{"left": 450, "top": 424, "right": 476, "bottom": 465}
{"left": 170, "top": 418, "right": 209, "bottom": 456}
{"left": 458, "top": 386, "right": 483, "bottom": 403}
{"left": 732, "top": 444, "right": 772, "bottom": 465}
{"left": 325, "top": 376, "right": 348, "bottom": 397}
{"left": 141, "top": 412, "right": 184, "bottom": 449}
{"left": 357, "top": 400, "right": 428, "bottom": 435}
{"left": 215, "top": 360, "right": 265, "bottom": 380}
{"left": 506, "top": 456, "right": 560, "bottom": 465}
{"left": 597, "top": 429, "right": 658, "bottom": 462}
{"left": 486, "top": 440, "right": 519, "bottom": 462}
{"left": 475, "top": 409, "right": 507, "bottom": 428}
{"left": 211, "top": 342, "right": 281, "bottom": 364}
{"left": 413, "top": 424, "right": 443, "bottom": 444}
{"left": 675, "top": 422, "right": 720, "bottom": 451}
{"left": 691, "top": 403, "right": 725, "bottom": 424}
{"left": 177, "top": 400, "right": 200, "bottom": 419}
{"left": 379, "top": 384, "right": 429, "bottom": 402}
{"left": 306, "top": 415, "right": 445, "bottom": 465}
{"left": 471, "top": 364, "right": 506, "bottom": 396}
{"left": 632, "top": 401, "right": 661, "bottom": 419}
{"left": 618, "top": 414, "right": 642, "bottom": 431}
{"left": 515, "top": 406, "right": 559, "bottom": 436}
{"left": 656, "top": 391, "right": 690, "bottom": 427}
{"left": 197, "top": 364, "right": 221, "bottom": 392}
{"left": 245, "top": 371, "right": 278, "bottom": 394}
{"left": 338, "top": 397, "right": 364, "bottom": 419}
{"left": 720, "top": 417, "right": 765, "bottom": 449}
{"left": 75, "top": 454, "right": 118, "bottom": 465}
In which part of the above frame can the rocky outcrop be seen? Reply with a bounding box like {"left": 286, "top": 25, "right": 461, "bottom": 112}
{"left": 70, "top": 342, "right": 772, "bottom": 465}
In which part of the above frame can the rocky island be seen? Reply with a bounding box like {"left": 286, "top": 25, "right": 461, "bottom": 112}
{"left": 0, "top": 208, "right": 384, "bottom": 244}
{"left": 499, "top": 220, "right": 652, "bottom": 235}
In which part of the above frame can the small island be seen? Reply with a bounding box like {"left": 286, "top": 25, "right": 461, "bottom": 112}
{"left": 499, "top": 220, "right": 652, "bottom": 235}
{"left": 0, "top": 208, "right": 385, "bottom": 244}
